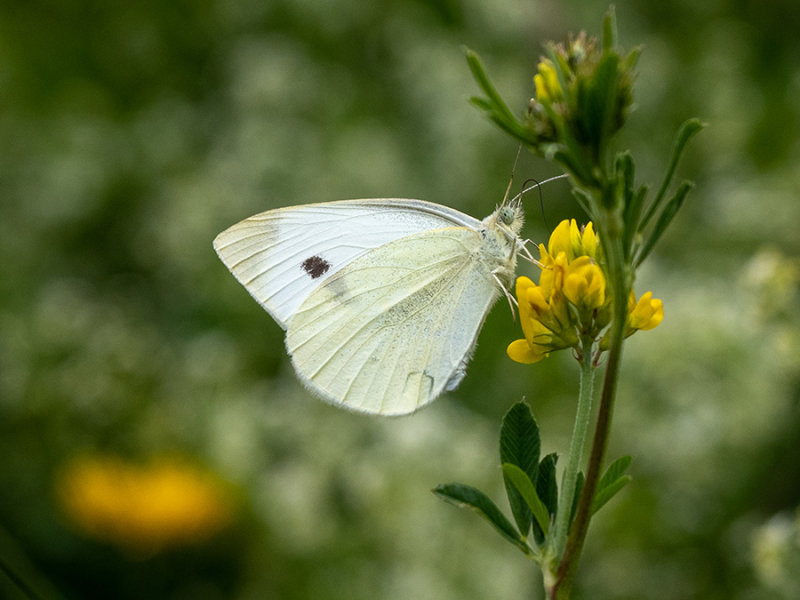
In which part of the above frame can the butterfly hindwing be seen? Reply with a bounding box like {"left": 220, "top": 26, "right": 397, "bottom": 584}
{"left": 286, "top": 227, "right": 501, "bottom": 415}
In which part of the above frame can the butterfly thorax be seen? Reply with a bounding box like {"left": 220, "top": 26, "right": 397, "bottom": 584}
{"left": 479, "top": 203, "right": 525, "bottom": 290}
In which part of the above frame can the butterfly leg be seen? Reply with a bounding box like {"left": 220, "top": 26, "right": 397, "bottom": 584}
{"left": 518, "top": 238, "right": 544, "bottom": 267}
{"left": 491, "top": 270, "right": 518, "bottom": 320}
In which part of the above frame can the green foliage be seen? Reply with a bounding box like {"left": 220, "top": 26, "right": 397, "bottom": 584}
{"left": 465, "top": 50, "right": 532, "bottom": 144}
{"left": 633, "top": 118, "right": 704, "bottom": 266}
{"left": 499, "top": 401, "right": 541, "bottom": 537}
{"left": 468, "top": 8, "right": 641, "bottom": 191}
{"left": 591, "top": 456, "right": 633, "bottom": 515}
{"left": 436, "top": 401, "right": 603, "bottom": 564}
{"left": 437, "top": 409, "right": 639, "bottom": 580}
{"left": 436, "top": 402, "right": 560, "bottom": 558}
{"left": 435, "top": 401, "right": 632, "bottom": 573}
{"left": 534, "top": 453, "right": 560, "bottom": 544}
{"left": 433, "top": 483, "right": 531, "bottom": 556}
{"left": 468, "top": 11, "right": 702, "bottom": 271}
{"left": 501, "top": 463, "right": 552, "bottom": 537}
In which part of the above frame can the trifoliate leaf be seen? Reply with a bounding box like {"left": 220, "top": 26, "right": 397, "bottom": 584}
{"left": 591, "top": 455, "right": 633, "bottom": 514}
{"left": 499, "top": 402, "right": 541, "bottom": 537}
{"left": 533, "top": 453, "right": 558, "bottom": 544}
{"left": 433, "top": 483, "right": 531, "bottom": 555}
{"left": 501, "top": 463, "right": 551, "bottom": 538}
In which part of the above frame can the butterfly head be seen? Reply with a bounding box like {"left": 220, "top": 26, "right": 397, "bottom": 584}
{"left": 492, "top": 198, "right": 524, "bottom": 238}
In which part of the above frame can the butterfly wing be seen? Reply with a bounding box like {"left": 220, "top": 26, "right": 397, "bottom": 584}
{"left": 285, "top": 227, "right": 503, "bottom": 415}
{"left": 213, "top": 199, "right": 482, "bottom": 328}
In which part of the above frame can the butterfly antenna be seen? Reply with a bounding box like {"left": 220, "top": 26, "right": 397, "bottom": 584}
{"left": 510, "top": 173, "right": 569, "bottom": 203}
{"left": 509, "top": 173, "right": 570, "bottom": 227}
{"left": 523, "top": 177, "right": 548, "bottom": 230}
{"left": 501, "top": 144, "right": 524, "bottom": 207}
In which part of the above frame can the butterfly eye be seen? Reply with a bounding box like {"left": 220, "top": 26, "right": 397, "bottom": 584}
{"left": 499, "top": 206, "right": 517, "bottom": 225}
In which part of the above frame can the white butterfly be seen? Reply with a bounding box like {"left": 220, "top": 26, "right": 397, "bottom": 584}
{"left": 213, "top": 197, "right": 527, "bottom": 415}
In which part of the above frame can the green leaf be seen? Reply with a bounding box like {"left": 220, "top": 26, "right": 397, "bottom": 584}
{"left": 635, "top": 180, "right": 694, "bottom": 267}
{"left": 639, "top": 118, "right": 704, "bottom": 231}
{"left": 488, "top": 115, "right": 537, "bottom": 147}
{"left": 592, "top": 477, "right": 632, "bottom": 515}
{"left": 465, "top": 49, "right": 517, "bottom": 123}
{"left": 616, "top": 150, "right": 635, "bottom": 220}
{"left": 500, "top": 402, "right": 541, "bottom": 476}
{"left": 577, "top": 53, "right": 620, "bottom": 158}
{"left": 501, "top": 463, "right": 551, "bottom": 537}
{"left": 469, "top": 96, "right": 493, "bottom": 112}
{"left": 616, "top": 150, "right": 649, "bottom": 260}
{"left": 469, "top": 93, "right": 536, "bottom": 149}
{"left": 616, "top": 151, "right": 634, "bottom": 201}
{"left": 591, "top": 455, "right": 633, "bottom": 514}
{"left": 465, "top": 48, "right": 537, "bottom": 147}
{"left": 536, "top": 453, "right": 559, "bottom": 514}
{"left": 546, "top": 44, "right": 572, "bottom": 96}
{"left": 433, "top": 483, "right": 531, "bottom": 555}
{"left": 624, "top": 184, "right": 648, "bottom": 261}
{"left": 570, "top": 187, "right": 599, "bottom": 224}
{"left": 532, "top": 453, "right": 558, "bottom": 544}
{"left": 602, "top": 6, "right": 618, "bottom": 52}
{"left": 598, "top": 455, "right": 632, "bottom": 487}
{"left": 500, "top": 402, "right": 541, "bottom": 537}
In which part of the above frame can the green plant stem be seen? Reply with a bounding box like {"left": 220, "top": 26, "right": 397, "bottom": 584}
{"left": 550, "top": 224, "right": 630, "bottom": 599}
{"left": 550, "top": 336, "right": 596, "bottom": 564}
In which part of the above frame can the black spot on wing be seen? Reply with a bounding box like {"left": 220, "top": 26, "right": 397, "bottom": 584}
{"left": 302, "top": 255, "right": 330, "bottom": 279}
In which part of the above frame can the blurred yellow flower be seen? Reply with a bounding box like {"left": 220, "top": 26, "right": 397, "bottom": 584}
{"left": 533, "top": 59, "right": 561, "bottom": 104}
{"left": 508, "top": 219, "right": 662, "bottom": 364}
{"left": 56, "top": 455, "right": 234, "bottom": 555}
{"left": 628, "top": 291, "right": 664, "bottom": 332}
{"left": 526, "top": 30, "right": 638, "bottom": 160}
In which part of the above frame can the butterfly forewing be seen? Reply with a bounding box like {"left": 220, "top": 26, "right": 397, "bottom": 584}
{"left": 213, "top": 200, "right": 482, "bottom": 328}
{"left": 285, "top": 228, "right": 502, "bottom": 415}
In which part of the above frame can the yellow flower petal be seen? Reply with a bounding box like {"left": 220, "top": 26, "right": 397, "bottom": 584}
{"left": 507, "top": 338, "right": 548, "bottom": 364}
{"left": 516, "top": 275, "right": 535, "bottom": 297}
{"left": 569, "top": 219, "right": 583, "bottom": 257}
{"left": 581, "top": 222, "right": 598, "bottom": 258}
{"left": 548, "top": 220, "right": 574, "bottom": 259}
{"left": 629, "top": 291, "right": 664, "bottom": 330}
{"left": 524, "top": 284, "right": 550, "bottom": 315}
{"left": 563, "top": 258, "right": 606, "bottom": 310}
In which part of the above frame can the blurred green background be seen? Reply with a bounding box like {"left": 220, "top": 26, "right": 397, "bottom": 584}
{"left": 1, "top": 0, "right": 799, "bottom": 598}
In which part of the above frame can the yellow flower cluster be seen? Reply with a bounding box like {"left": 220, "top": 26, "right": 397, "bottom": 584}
{"left": 525, "top": 31, "right": 638, "bottom": 165}
{"left": 56, "top": 455, "right": 234, "bottom": 555}
{"left": 533, "top": 59, "right": 562, "bottom": 105}
{"left": 508, "top": 219, "right": 663, "bottom": 364}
